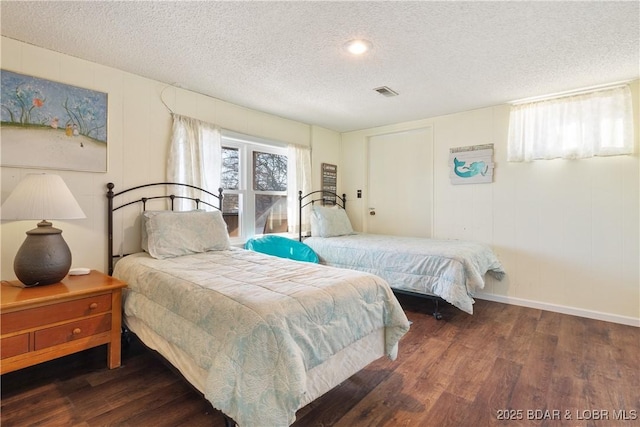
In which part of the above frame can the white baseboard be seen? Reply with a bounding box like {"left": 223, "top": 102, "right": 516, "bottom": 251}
{"left": 474, "top": 293, "right": 640, "bottom": 327}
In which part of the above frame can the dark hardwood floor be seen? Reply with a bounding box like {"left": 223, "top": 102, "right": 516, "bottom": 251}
{"left": 2, "top": 296, "right": 638, "bottom": 426}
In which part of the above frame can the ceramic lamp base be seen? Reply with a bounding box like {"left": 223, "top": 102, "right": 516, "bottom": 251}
{"left": 13, "top": 221, "right": 72, "bottom": 286}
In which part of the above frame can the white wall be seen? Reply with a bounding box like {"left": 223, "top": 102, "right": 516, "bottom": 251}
{"left": 310, "top": 125, "right": 341, "bottom": 192}
{"left": 341, "top": 81, "right": 640, "bottom": 325}
{"left": 0, "top": 37, "right": 340, "bottom": 277}
{"left": 2, "top": 36, "right": 636, "bottom": 325}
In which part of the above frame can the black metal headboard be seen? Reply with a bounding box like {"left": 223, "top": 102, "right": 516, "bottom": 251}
{"left": 298, "top": 190, "right": 346, "bottom": 241}
{"left": 106, "top": 182, "right": 223, "bottom": 275}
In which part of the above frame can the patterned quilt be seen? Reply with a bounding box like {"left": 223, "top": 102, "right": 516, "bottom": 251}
{"left": 113, "top": 249, "right": 410, "bottom": 427}
{"left": 304, "top": 233, "right": 505, "bottom": 314}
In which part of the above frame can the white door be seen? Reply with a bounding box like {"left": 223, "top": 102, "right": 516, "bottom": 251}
{"left": 366, "top": 127, "right": 433, "bottom": 237}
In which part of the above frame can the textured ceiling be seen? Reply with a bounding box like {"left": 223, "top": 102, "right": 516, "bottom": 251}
{"left": 1, "top": 1, "right": 639, "bottom": 132}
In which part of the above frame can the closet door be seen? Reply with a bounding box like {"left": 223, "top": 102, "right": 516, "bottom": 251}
{"left": 366, "top": 127, "right": 433, "bottom": 237}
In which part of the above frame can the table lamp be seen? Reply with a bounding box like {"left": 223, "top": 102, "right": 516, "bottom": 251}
{"left": 1, "top": 173, "right": 86, "bottom": 286}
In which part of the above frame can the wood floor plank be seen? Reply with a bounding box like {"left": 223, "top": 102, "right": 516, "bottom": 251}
{"left": 417, "top": 390, "right": 472, "bottom": 426}
{"left": 329, "top": 336, "right": 452, "bottom": 427}
{"left": 607, "top": 321, "right": 640, "bottom": 350}
{"left": 552, "top": 315, "right": 589, "bottom": 381}
{"left": 86, "top": 380, "right": 203, "bottom": 426}
{"left": 535, "top": 309, "right": 564, "bottom": 335}
{"left": 583, "top": 344, "right": 640, "bottom": 414}
{"left": 293, "top": 359, "right": 400, "bottom": 426}
{"left": 498, "top": 309, "right": 542, "bottom": 365}
{"left": 543, "top": 375, "right": 591, "bottom": 427}
{"left": 69, "top": 356, "right": 182, "bottom": 421}
{"left": 1, "top": 387, "right": 75, "bottom": 426}
{"left": 331, "top": 369, "right": 428, "bottom": 427}
{"left": 459, "top": 357, "right": 523, "bottom": 427}
{"left": 508, "top": 331, "right": 558, "bottom": 411}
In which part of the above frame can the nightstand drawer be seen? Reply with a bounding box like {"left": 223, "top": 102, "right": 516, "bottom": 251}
{"left": 1, "top": 294, "right": 112, "bottom": 334}
{"left": 34, "top": 314, "right": 111, "bottom": 350}
{"left": 1, "top": 333, "right": 30, "bottom": 359}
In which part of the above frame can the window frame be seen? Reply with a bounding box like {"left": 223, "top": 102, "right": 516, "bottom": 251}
{"left": 220, "top": 133, "right": 288, "bottom": 244}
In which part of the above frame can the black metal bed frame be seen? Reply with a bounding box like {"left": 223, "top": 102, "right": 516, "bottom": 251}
{"left": 105, "top": 182, "right": 237, "bottom": 426}
{"left": 106, "top": 182, "right": 223, "bottom": 275}
{"left": 297, "top": 189, "right": 445, "bottom": 320}
{"left": 297, "top": 189, "right": 346, "bottom": 242}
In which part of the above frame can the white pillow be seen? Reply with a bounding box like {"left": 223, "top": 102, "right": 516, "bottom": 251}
{"left": 140, "top": 210, "right": 162, "bottom": 252}
{"left": 145, "top": 210, "right": 230, "bottom": 259}
{"left": 309, "top": 210, "right": 320, "bottom": 237}
{"left": 141, "top": 210, "right": 203, "bottom": 252}
{"left": 311, "top": 205, "right": 354, "bottom": 237}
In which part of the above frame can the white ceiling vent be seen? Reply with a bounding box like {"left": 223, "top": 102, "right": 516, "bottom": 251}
{"left": 373, "top": 86, "right": 399, "bottom": 97}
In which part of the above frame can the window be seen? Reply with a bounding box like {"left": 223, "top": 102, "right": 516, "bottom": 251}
{"left": 220, "top": 135, "right": 288, "bottom": 240}
{"left": 507, "top": 85, "right": 634, "bottom": 161}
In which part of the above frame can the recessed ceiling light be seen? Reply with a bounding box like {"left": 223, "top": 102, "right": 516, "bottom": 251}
{"left": 344, "top": 39, "right": 372, "bottom": 55}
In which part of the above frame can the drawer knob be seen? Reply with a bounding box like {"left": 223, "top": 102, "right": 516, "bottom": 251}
{"left": 73, "top": 328, "right": 82, "bottom": 335}
{"left": 89, "top": 303, "right": 98, "bottom": 309}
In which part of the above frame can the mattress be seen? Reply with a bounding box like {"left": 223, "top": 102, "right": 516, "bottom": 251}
{"left": 304, "top": 233, "right": 505, "bottom": 314}
{"left": 113, "top": 248, "right": 410, "bottom": 427}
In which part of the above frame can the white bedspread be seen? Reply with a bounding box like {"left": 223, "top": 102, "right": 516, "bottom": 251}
{"left": 113, "top": 249, "right": 409, "bottom": 427}
{"left": 304, "top": 233, "right": 505, "bottom": 314}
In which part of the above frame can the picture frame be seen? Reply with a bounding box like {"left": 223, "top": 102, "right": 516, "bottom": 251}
{"left": 1, "top": 70, "right": 108, "bottom": 172}
{"left": 321, "top": 163, "right": 337, "bottom": 204}
{"left": 449, "top": 144, "right": 494, "bottom": 185}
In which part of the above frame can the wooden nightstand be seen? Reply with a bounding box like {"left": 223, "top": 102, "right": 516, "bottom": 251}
{"left": 0, "top": 270, "right": 127, "bottom": 374}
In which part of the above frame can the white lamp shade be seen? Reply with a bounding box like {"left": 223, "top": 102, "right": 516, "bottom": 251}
{"left": 1, "top": 174, "right": 86, "bottom": 220}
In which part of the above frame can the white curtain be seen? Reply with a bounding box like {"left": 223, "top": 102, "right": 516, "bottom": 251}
{"left": 507, "top": 85, "right": 634, "bottom": 161}
{"left": 287, "top": 144, "right": 311, "bottom": 235}
{"left": 167, "top": 114, "right": 222, "bottom": 210}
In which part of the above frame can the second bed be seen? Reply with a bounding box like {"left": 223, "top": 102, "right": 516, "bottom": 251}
{"left": 299, "top": 190, "right": 505, "bottom": 317}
